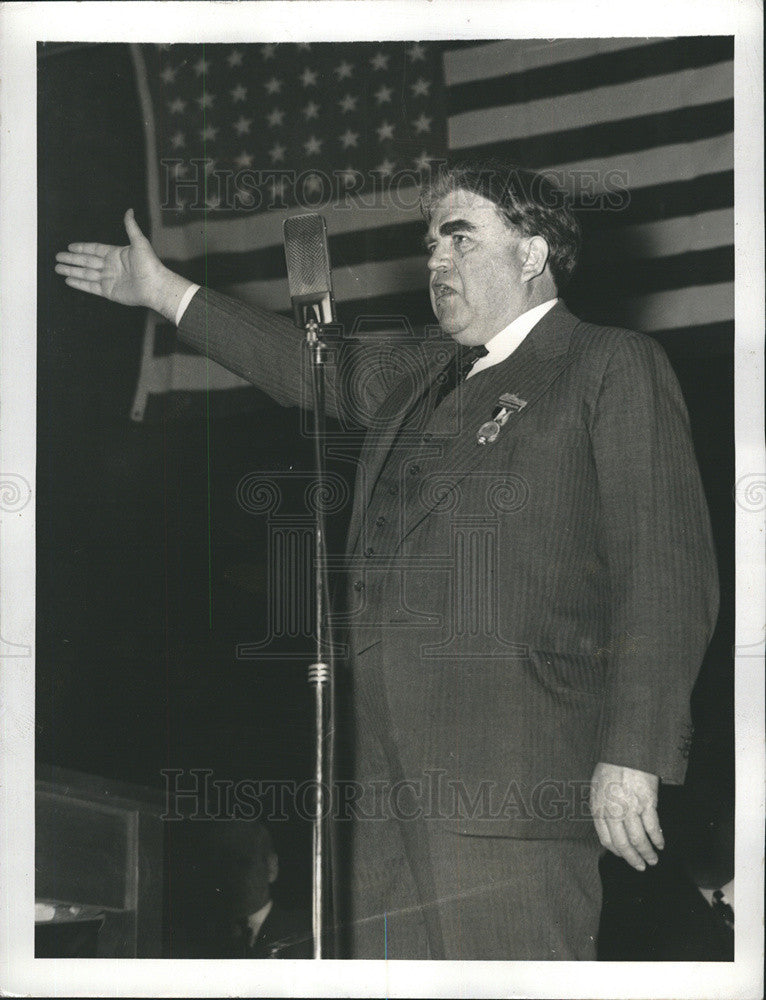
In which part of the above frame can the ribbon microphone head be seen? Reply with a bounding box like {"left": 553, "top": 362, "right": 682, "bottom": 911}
{"left": 283, "top": 214, "right": 336, "bottom": 329}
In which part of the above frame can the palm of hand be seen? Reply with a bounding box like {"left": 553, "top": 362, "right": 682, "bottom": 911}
{"left": 54, "top": 208, "right": 163, "bottom": 309}
{"left": 103, "top": 244, "right": 151, "bottom": 306}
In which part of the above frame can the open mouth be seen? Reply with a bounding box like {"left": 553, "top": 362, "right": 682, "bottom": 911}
{"left": 432, "top": 283, "right": 456, "bottom": 302}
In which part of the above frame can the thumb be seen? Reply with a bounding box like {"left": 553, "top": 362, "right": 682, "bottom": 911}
{"left": 124, "top": 207, "right": 148, "bottom": 246}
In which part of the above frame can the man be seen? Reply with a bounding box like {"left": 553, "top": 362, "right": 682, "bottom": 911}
{"left": 55, "top": 162, "right": 719, "bottom": 959}
{"left": 165, "top": 818, "right": 311, "bottom": 958}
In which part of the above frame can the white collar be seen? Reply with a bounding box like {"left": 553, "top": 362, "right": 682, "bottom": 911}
{"left": 245, "top": 898, "right": 274, "bottom": 945}
{"left": 698, "top": 879, "right": 734, "bottom": 910}
{"left": 466, "top": 298, "right": 558, "bottom": 379}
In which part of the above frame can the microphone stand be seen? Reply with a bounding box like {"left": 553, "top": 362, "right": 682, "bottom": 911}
{"left": 303, "top": 313, "right": 335, "bottom": 959}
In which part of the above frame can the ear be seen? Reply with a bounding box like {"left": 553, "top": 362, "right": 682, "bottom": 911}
{"left": 520, "top": 235, "right": 550, "bottom": 282}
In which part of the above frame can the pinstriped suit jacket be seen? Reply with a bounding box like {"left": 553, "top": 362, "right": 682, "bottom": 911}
{"left": 179, "top": 291, "right": 719, "bottom": 838}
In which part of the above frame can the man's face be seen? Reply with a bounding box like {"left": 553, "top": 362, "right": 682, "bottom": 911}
{"left": 218, "top": 848, "right": 277, "bottom": 918}
{"left": 425, "top": 188, "right": 529, "bottom": 346}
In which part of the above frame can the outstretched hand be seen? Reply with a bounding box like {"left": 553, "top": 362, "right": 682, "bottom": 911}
{"left": 590, "top": 762, "right": 664, "bottom": 871}
{"left": 55, "top": 209, "right": 190, "bottom": 320}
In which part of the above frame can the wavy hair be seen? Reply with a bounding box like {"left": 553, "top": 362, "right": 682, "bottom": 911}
{"left": 420, "top": 160, "right": 581, "bottom": 290}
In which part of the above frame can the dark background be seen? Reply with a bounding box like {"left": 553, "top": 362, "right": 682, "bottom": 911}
{"left": 36, "top": 43, "right": 735, "bottom": 952}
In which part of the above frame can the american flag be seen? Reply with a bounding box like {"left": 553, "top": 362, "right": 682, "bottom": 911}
{"left": 129, "top": 37, "right": 733, "bottom": 421}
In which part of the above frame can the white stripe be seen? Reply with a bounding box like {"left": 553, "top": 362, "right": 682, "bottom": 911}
{"left": 624, "top": 281, "right": 733, "bottom": 331}
{"left": 618, "top": 208, "right": 733, "bottom": 258}
{"left": 444, "top": 38, "right": 657, "bottom": 87}
{"left": 153, "top": 186, "right": 424, "bottom": 260}
{"left": 220, "top": 254, "right": 429, "bottom": 311}
{"left": 448, "top": 61, "right": 733, "bottom": 150}
{"left": 224, "top": 264, "right": 733, "bottom": 333}
{"left": 544, "top": 133, "right": 733, "bottom": 193}
{"left": 145, "top": 354, "right": 251, "bottom": 393}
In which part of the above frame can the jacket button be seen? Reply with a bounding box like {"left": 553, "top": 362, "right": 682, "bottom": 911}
{"left": 375, "top": 516, "right": 386, "bottom": 527}
{"left": 409, "top": 464, "right": 421, "bottom": 476}
{"left": 353, "top": 580, "right": 365, "bottom": 592}
{"left": 363, "top": 547, "right": 374, "bottom": 558}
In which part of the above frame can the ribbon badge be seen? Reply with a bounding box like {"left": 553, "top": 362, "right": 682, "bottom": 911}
{"left": 476, "top": 393, "right": 527, "bottom": 445}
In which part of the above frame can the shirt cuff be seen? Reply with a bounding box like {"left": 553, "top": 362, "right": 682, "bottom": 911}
{"left": 175, "top": 283, "right": 201, "bottom": 326}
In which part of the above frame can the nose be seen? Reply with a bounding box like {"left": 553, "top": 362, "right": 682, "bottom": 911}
{"left": 427, "top": 243, "right": 450, "bottom": 273}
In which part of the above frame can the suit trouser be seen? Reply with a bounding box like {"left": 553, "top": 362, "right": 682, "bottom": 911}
{"left": 342, "top": 810, "right": 602, "bottom": 960}
{"left": 338, "top": 648, "right": 603, "bottom": 960}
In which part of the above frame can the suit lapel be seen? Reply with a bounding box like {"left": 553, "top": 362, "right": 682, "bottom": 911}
{"left": 345, "top": 301, "right": 583, "bottom": 555}
{"left": 399, "top": 301, "right": 583, "bottom": 541}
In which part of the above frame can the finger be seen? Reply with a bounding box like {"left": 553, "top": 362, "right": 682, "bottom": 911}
{"left": 55, "top": 264, "right": 105, "bottom": 282}
{"left": 124, "top": 207, "right": 147, "bottom": 245}
{"left": 605, "top": 818, "right": 647, "bottom": 871}
{"left": 593, "top": 816, "right": 614, "bottom": 852}
{"left": 624, "top": 812, "right": 659, "bottom": 865}
{"left": 66, "top": 242, "right": 111, "bottom": 257}
{"left": 55, "top": 252, "right": 105, "bottom": 269}
{"left": 640, "top": 805, "right": 665, "bottom": 852}
{"left": 64, "top": 277, "right": 103, "bottom": 296}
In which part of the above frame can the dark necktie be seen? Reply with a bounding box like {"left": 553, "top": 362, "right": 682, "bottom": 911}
{"left": 432, "top": 343, "right": 489, "bottom": 410}
{"left": 384, "top": 342, "right": 490, "bottom": 462}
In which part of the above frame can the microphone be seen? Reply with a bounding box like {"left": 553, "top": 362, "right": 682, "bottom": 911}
{"left": 283, "top": 214, "right": 336, "bottom": 330}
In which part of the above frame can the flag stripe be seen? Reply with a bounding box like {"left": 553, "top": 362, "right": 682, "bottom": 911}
{"left": 152, "top": 186, "right": 425, "bottom": 260}
{"left": 622, "top": 281, "right": 734, "bottom": 331}
{"left": 169, "top": 220, "right": 733, "bottom": 294}
{"left": 447, "top": 36, "right": 733, "bottom": 113}
{"left": 444, "top": 37, "right": 669, "bottom": 86}
{"left": 543, "top": 136, "right": 732, "bottom": 201}
{"left": 596, "top": 246, "right": 733, "bottom": 297}
{"left": 582, "top": 170, "right": 733, "bottom": 228}
{"left": 164, "top": 220, "right": 427, "bottom": 284}
{"left": 450, "top": 98, "right": 733, "bottom": 160}
{"left": 652, "top": 321, "right": 733, "bottom": 359}
{"left": 317, "top": 280, "right": 736, "bottom": 340}
{"left": 587, "top": 209, "right": 733, "bottom": 258}
{"left": 144, "top": 352, "right": 252, "bottom": 391}
{"left": 448, "top": 63, "right": 733, "bottom": 149}
{"left": 162, "top": 169, "right": 733, "bottom": 285}
{"left": 224, "top": 254, "right": 428, "bottom": 311}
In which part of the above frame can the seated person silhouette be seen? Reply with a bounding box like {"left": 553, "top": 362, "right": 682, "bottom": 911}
{"left": 598, "top": 787, "right": 733, "bottom": 961}
{"left": 164, "top": 819, "right": 310, "bottom": 958}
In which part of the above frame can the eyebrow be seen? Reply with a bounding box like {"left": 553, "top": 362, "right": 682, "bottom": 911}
{"left": 423, "top": 218, "right": 478, "bottom": 249}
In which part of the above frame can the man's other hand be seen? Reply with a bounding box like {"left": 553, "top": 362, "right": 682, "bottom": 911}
{"left": 55, "top": 208, "right": 192, "bottom": 321}
{"left": 590, "top": 762, "right": 664, "bottom": 871}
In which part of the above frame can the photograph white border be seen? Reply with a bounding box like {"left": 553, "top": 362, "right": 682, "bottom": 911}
{"left": 1, "top": 1, "right": 763, "bottom": 996}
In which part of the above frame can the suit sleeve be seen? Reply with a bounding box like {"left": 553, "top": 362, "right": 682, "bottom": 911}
{"left": 176, "top": 285, "right": 396, "bottom": 423}
{"left": 590, "top": 332, "right": 719, "bottom": 784}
